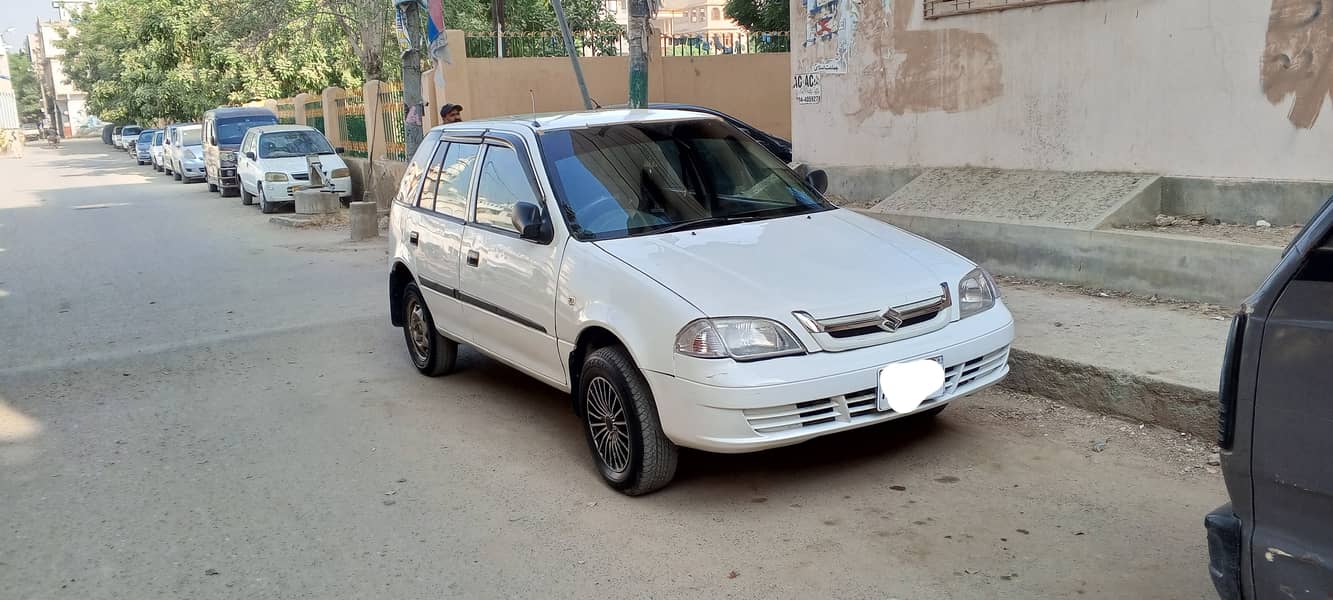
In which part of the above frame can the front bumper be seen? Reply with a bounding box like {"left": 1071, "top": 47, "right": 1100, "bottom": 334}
{"left": 645, "top": 305, "right": 1015, "bottom": 453}
{"left": 219, "top": 166, "right": 239, "bottom": 188}
{"left": 262, "top": 177, "right": 354, "bottom": 201}
{"left": 1205, "top": 504, "right": 1243, "bottom": 600}
{"left": 180, "top": 159, "right": 205, "bottom": 179}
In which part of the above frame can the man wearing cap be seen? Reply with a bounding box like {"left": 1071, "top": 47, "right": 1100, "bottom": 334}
{"left": 440, "top": 103, "right": 463, "bottom": 124}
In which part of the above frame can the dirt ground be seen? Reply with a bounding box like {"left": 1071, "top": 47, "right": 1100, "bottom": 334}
{"left": 1118, "top": 219, "right": 1301, "bottom": 247}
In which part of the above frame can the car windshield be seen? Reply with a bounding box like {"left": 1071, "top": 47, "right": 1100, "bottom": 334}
{"left": 258, "top": 130, "right": 334, "bottom": 158}
{"left": 216, "top": 116, "right": 277, "bottom": 146}
{"left": 138, "top": 132, "right": 154, "bottom": 143}
{"left": 123, "top": 127, "right": 141, "bottom": 136}
{"left": 180, "top": 128, "right": 202, "bottom": 146}
{"left": 539, "top": 119, "right": 830, "bottom": 241}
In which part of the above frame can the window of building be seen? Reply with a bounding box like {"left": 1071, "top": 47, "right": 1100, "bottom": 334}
{"left": 923, "top": 0, "right": 1082, "bottom": 19}
{"left": 711, "top": 7, "right": 720, "bottom": 20}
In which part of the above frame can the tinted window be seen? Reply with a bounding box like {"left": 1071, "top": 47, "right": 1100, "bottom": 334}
{"left": 258, "top": 131, "right": 334, "bottom": 158}
{"left": 122, "top": 127, "right": 142, "bottom": 136}
{"left": 422, "top": 142, "right": 479, "bottom": 220}
{"left": 215, "top": 115, "right": 278, "bottom": 145}
{"left": 474, "top": 145, "right": 540, "bottom": 233}
{"left": 540, "top": 119, "right": 828, "bottom": 240}
{"left": 138, "top": 131, "right": 154, "bottom": 143}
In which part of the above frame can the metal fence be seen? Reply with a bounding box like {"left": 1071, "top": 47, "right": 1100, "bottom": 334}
{"left": 660, "top": 31, "right": 789, "bottom": 55}
{"left": 465, "top": 30, "right": 628, "bottom": 58}
{"left": 337, "top": 93, "right": 368, "bottom": 158}
{"left": 377, "top": 81, "right": 406, "bottom": 161}
{"left": 305, "top": 98, "right": 325, "bottom": 134}
{"left": 275, "top": 102, "right": 296, "bottom": 124}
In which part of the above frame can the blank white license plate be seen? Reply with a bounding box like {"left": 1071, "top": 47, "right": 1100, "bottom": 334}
{"left": 877, "top": 355, "right": 945, "bottom": 413}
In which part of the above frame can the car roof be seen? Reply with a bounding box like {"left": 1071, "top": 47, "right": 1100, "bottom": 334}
{"left": 430, "top": 108, "right": 715, "bottom": 135}
{"left": 247, "top": 124, "right": 321, "bottom": 135}
{"left": 205, "top": 106, "right": 277, "bottom": 119}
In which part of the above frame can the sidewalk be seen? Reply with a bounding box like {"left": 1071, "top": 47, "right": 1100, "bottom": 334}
{"left": 997, "top": 282, "right": 1229, "bottom": 438}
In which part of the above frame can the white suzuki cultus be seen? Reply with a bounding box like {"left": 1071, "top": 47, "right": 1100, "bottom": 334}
{"left": 389, "top": 110, "right": 1014, "bottom": 495}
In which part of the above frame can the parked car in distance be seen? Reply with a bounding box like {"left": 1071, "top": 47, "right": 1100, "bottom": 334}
{"left": 167, "top": 124, "right": 205, "bottom": 183}
{"left": 102, "top": 124, "right": 116, "bottom": 145}
{"left": 135, "top": 130, "right": 157, "bottom": 165}
{"left": 1207, "top": 195, "right": 1333, "bottom": 600}
{"left": 111, "top": 126, "right": 124, "bottom": 148}
{"left": 22, "top": 123, "right": 42, "bottom": 142}
{"left": 387, "top": 110, "right": 1014, "bottom": 495}
{"left": 605, "top": 102, "right": 792, "bottom": 162}
{"left": 150, "top": 130, "right": 166, "bottom": 171}
{"left": 236, "top": 124, "right": 351, "bottom": 214}
{"left": 118, "top": 125, "right": 142, "bottom": 150}
{"left": 202, "top": 107, "right": 279, "bottom": 197}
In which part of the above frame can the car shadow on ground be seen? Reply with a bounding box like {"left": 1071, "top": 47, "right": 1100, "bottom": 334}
{"left": 443, "top": 345, "right": 950, "bottom": 498}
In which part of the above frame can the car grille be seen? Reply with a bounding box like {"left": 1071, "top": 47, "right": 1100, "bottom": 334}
{"left": 741, "top": 345, "right": 1010, "bottom": 435}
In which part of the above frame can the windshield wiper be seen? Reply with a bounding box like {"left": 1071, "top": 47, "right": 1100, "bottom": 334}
{"left": 647, "top": 214, "right": 769, "bottom": 235}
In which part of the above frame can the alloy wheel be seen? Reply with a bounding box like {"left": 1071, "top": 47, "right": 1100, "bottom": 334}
{"left": 586, "top": 376, "right": 631, "bottom": 474}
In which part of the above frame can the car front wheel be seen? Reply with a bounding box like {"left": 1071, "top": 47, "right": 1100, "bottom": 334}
{"left": 579, "top": 346, "right": 678, "bottom": 495}
{"left": 401, "top": 282, "right": 457, "bottom": 376}
{"left": 241, "top": 185, "right": 254, "bottom": 206}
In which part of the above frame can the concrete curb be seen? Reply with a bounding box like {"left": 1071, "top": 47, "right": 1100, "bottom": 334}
{"left": 268, "top": 215, "right": 315, "bottom": 228}
{"left": 1001, "top": 348, "right": 1218, "bottom": 439}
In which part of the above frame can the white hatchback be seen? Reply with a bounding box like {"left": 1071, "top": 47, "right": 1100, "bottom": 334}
{"left": 388, "top": 110, "right": 1014, "bottom": 495}
{"left": 236, "top": 125, "right": 352, "bottom": 213}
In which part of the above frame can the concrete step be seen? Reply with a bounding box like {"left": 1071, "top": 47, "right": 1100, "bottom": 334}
{"left": 996, "top": 283, "right": 1228, "bottom": 439}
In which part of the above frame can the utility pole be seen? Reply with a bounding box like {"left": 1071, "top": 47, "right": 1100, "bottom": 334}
{"left": 627, "top": 0, "right": 649, "bottom": 108}
{"left": 551, "top": 0, "right": 593, "bottom": 110}
{"left": 400, "top": 0, "right": 423, "bottom": 158}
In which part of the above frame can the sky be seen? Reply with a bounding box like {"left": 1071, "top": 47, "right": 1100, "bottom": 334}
{"left": 1, "top": 0, "right": 72, "bottom": 52}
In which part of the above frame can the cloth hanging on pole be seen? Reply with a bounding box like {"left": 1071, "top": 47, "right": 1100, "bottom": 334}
{"left": 426, "top": 0, "right": 451, "bottom": 85}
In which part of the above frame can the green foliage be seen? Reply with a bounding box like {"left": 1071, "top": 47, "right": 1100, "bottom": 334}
{"left": 722, "top": 0, "right": 789, "bottom": 32}
{"left": 8, "top": 52, "right": 45, "bottom": 123}
{"left": 458, "top": 0, "right": 624, "bottom": 57}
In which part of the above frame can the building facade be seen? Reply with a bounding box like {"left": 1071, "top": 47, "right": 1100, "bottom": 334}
{"left": 791, "top": 0, "right": 1333, "bottom": 182}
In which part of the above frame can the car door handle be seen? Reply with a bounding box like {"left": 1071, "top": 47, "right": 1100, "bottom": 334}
{"left": 466, "top": 250, "right": 480, "bottom": 267}
{"left": 409, "top": 231, "right": 419, "bottom": 246}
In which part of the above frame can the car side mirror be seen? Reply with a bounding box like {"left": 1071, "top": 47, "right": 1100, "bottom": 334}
{"left": 245, "top": 151, "right": 256, "bottom": 160}
{"left": 335, "top": 147, "right": 345, "bottom": 155}
{"left": 805, "top": 169, "right": 829, "bottom": 195}
{"left": 511, "top": 202, "right": 550, "bottom": 242}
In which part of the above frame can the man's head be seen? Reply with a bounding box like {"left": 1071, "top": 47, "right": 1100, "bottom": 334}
{"left": 440, "top": 103, "right": 463, "bottom": 124}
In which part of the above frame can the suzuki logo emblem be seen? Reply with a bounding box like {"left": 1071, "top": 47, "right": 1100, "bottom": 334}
{"left": 879, "top": 308, "right": 904, "bottom": 333}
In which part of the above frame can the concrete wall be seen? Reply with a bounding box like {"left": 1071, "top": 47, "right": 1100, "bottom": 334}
{"left": 1161, "top": 177, "right": 1333, "bottom": 227}
{"left": 344, "top": 157, "right": 407, "bottom": 212}
{"left": 793, "top": 0, "right": 1333, "bottom": 181}
{"left": 859, "top": 211, "right": 1282, "bottom": 305}
{"left": 435, "top": 31, "right": 791, "bottom": 138}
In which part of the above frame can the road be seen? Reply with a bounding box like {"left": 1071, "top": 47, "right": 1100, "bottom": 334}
{"left": 1, "top": 139, "right": 1225, "bottom": 599}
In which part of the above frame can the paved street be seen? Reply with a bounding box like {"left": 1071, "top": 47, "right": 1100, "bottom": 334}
{"left": 2, "top": 140, "right": 1225, "bottom": 599}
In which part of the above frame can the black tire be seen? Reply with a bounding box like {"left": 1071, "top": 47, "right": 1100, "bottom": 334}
{"left": 241, "top": 186, "right": 254, "bottom": 206}
{"left": 207, "top": 180, "right": 218, "bottom": 193}
{"left": 579, "top": 346, "right": 678, "bottom": 495}
{"left": 174, "top": 170, "right": 182, "bottom": 181}
{"left": 401, "top": 283, "right": 457, "bottom": 377}
{"left": 259, "top": 188, "right": 275, "bottom": 214}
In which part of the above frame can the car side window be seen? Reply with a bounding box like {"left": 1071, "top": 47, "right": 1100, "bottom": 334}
{"left": 427, "top": 142, "right": 480, "bottom": 220}
{"left": 474, "top": 144, "right": 541, "bottom": 233}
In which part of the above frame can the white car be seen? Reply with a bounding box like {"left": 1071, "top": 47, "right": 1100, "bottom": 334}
{"left": 236, "top": 125, "right": 352, "bottom": 213}
{"left": 118, "top": 125, "right": 142, "bottom": 151}
{"left": 149, "top": 130, "right": 166, "bottom": 171}
{"left": 167, "top": 124, "right": 205, "bottom": 183}
{"left": 388, "top": 110, "right": 1014, "bottom": 495}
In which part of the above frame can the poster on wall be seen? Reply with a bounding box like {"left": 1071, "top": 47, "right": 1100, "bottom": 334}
{"left": 793, "top": 73, "right": 822, "bottom": 105}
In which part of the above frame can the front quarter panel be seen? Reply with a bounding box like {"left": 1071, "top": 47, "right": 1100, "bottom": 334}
{"left": 556, "top": 240, "right": 704, "bottom": 378}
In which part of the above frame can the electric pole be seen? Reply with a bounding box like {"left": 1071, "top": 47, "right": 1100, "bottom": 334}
{"left": 627, "top": 0, "right": 648, "bottom": 108}
{"left": 401, "top": 0, "right": 423, "bottom": 158}
{"left": 552, "top": 0, "right": 593, "bottom": 110}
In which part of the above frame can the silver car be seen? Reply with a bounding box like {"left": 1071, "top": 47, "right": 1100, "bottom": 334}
{"left": 168, "top": 124, "right": 205, "bottom": 183}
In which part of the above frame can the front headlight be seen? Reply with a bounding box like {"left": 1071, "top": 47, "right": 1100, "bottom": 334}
{"left": 264, "top": 172, "right": 290, "bottom": 182}
{"left": 958, "top": 267, "right": 1000, "bottom": 319}
{"left": 330, "top": 167, "right": 349, "bottom": 178}
{"left": 220, "top": 151, "right": 236, "bottom": 163}
{"left": 674, "top": 318, "right": 806, "bottom": 361}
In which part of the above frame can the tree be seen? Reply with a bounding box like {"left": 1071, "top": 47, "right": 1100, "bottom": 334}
{"left": 8, "top": 52, "right": 45, "bottom": 123}
{"left": 722, "top": 0, "right": 788, "bottom": 32}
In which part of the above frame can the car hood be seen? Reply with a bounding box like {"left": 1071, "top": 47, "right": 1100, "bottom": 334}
{"left": 258, "top": 154, "right": 347, "bottom": 176}
{"left": 593, "top": 209, "right": 975, "bottom": 319}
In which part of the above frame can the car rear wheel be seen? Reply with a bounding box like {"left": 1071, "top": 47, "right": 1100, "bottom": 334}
{"left": 401, "top": 282, "right": 457, "bottom": 377}
{"left": 579, "top": 346, "right": 678, "bottom": 496}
